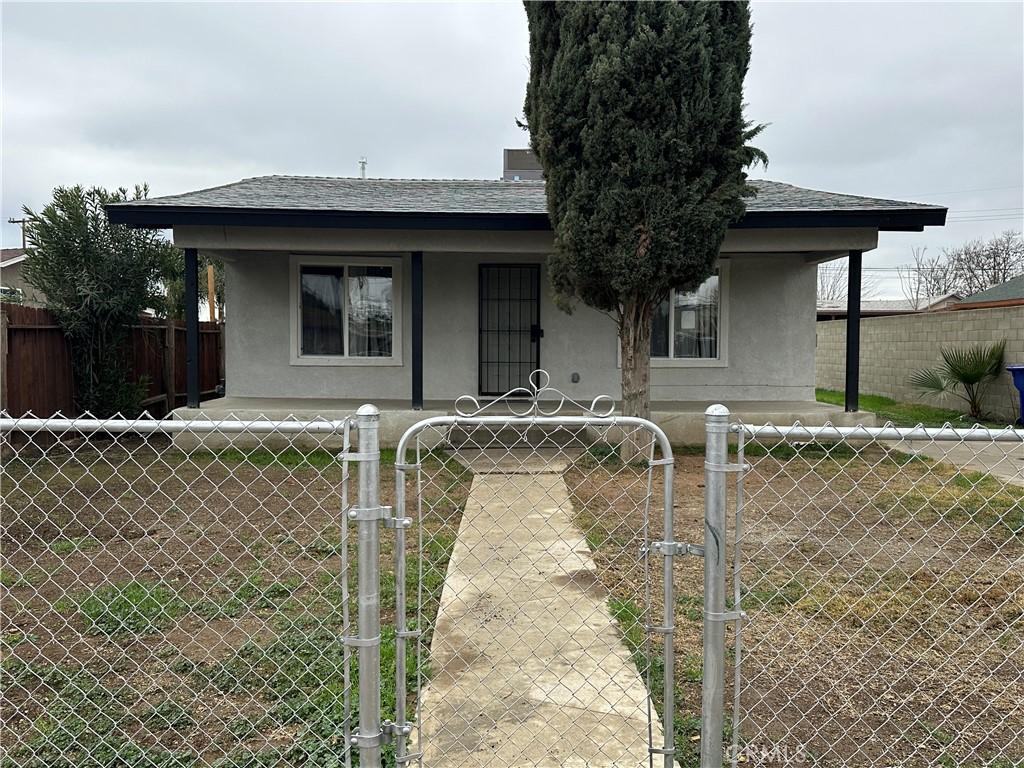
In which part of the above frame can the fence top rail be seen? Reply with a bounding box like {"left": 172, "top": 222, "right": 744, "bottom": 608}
{"left": 734, "top": 421, "right": 1024, "bottom": 443}
{"left": 394, "top": 413, "right": 674, "bottom": 466}
{"left": 0, "top": 413, "right": 353, "bottom": 435}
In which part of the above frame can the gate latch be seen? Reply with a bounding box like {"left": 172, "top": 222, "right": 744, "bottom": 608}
{"left": 347, "top": 505, "right": 412, "bottom": 529}
{"left": 646, "top": 541, "right": 704, "bottom": 558}
{"left": 349, "top": 721, "right": 413, "bottom": 749}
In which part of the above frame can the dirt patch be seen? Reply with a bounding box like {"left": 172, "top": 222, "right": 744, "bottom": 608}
{"left": 565, "top": 446, "right": 1024, "bottom": 767}
{"left": 0, "top": 434, "right": 470, "bottom": 766}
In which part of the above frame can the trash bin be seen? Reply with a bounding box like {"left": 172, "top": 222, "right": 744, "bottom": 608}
{"left": 1007, "top": 365, "right": 1024, "bottom": 426}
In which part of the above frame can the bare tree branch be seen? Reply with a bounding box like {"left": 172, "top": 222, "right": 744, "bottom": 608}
{"left": 898, "top": 231, "right": 1022, "bottom": 306}
{"left": 817, "top": 260, "right": 880, "bottom": 302}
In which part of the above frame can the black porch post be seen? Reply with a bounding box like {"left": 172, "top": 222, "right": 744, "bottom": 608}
{"left": 184, "top": 247, "right": 200, "bottom": 408}
{"left": 411, "top": 251, "right": 424, "bottom": 410}
{"left": 844, "top": 249, "right": 862, "bottom": 413}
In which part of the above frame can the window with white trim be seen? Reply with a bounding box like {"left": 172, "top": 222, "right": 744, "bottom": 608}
{"left": 298, "top": 263, "right": 395, "bottom": 359}
{"left": 651, "top": 271, "right": 721, "bottom": 359}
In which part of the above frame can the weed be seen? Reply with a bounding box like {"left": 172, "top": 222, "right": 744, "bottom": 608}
{"left": 581, "top": 442, "right": 622, "bottom": 467}
{"left": 742, "top": 441, "right": 860, "bottom": 461}
{"left": 79, "top": 581, "right": 186, "bottom": 636}
{"left": 193, "top": 571, "right": 303, "bottom": 620}
{"left": 677, "top": 594, "right": 702, "bottom": 622}
{"left": 1, "top": 631, "right": 39, "bottom": 648}
{"left": 0, "top": 568, "right": 40, "bottom": 589}
{"left": 48, "top": 536, "right": 100, "bottom": 556}
{"left": 192, "top": 624, "right": 411, "bottom": 765}
{"left": 0, "top": 660, "right": 197, "bottom": 767}
{"left": 141, "top": 699, "right": 197, "bottom": 732}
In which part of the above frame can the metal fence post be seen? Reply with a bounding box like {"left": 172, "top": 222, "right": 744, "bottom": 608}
{"left": 702, "top": 404, "right": 730, "bottom": 768}
{"left": 354, "top": 404, "right": 382, "bottom": 768}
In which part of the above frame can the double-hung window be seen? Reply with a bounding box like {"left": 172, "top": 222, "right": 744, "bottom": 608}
{"left": 292, "top": 258, "right": 400, "bottom": 364}
{"left": 650, "top": 267, "right": 725, "bottom": 364}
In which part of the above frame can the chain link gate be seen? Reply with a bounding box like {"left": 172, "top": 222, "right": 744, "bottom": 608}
{"left": 370, "top": 372, "right": 681, "bottom": 768}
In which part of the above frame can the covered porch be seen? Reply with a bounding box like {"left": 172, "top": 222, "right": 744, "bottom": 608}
{"left": 168, "top": 239, "right": 873, "bottom": 415}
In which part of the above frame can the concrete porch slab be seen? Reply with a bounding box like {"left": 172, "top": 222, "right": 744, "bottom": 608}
{"left": 171, "top": 396, "right": 875, "bottom": 448}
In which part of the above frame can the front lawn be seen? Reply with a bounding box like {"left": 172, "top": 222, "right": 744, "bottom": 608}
{"left": 567, "top": 444, "right": 1024, "bottom": 767}
{"left": 0, "top": 436, "right": 470, "bottom": 766}
{"left": 816, "top": 388, "right": 1014, "bottom": 428}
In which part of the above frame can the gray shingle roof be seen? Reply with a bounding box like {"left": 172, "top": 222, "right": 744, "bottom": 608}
{"left": 959, "top": 275, "right": 1024, "bottom": 304}
{"left": 112, "top": 175, "right": 943, "bottom": 216}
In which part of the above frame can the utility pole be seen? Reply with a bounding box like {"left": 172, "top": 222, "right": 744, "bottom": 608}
{"left": 7, "top": 218, "right": 28, "bottom": 248}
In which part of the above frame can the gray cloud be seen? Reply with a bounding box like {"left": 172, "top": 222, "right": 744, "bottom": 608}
{"left": 3, "top": 1, "right": 1022, "bottom": 296}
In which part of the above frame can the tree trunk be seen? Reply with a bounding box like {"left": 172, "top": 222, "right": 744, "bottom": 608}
{"left": 619, "top": 295, "right": 654, "bottom": 419}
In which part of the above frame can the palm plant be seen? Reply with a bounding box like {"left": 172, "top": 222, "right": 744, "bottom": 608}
{"left": 909, "top": 341, "right": 1006, "bottom": 420}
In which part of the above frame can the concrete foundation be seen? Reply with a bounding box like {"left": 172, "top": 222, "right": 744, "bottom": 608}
{"left": 171, "top": 397, "right": 876, "bottom": 449}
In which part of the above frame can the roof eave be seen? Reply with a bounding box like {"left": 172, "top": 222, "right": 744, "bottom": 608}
{"left": 733, "top": 208, "right": 947, "bottom": 232}
{"left": 105, "top": 204, "right": 948, "bottom": 232}
{"left": 104, "top": 205, "right": 553, "bottom": 231}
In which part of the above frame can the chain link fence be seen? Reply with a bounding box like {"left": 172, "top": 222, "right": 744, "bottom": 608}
{"left": 730, "top": 423, "right": 1023, "bottom": 767}
{"left": 0, "top": 402, "right": 681, "bottom": 768}
{"left": 0, "top": 414, "right": 379, "bottom": 767}
{"left": 4, "top": 402, "right": 1020, "bottom": 768}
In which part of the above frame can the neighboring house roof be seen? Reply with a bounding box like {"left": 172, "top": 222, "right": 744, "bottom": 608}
{"left": 817, "top": 294, "right": 960, "bottom": 318}
{"left": 1, "top": 248, "right": 28, "bottom": 267}
{"left": 106, "top": 176, "right": 947, "bottom": 232}
{"left": 952, "top": 275, "right": 1024, "bottom": 309}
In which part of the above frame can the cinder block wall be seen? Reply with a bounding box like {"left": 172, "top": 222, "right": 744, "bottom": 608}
{"left": 815, "top": 306, "right": 1024, "bottom": 423}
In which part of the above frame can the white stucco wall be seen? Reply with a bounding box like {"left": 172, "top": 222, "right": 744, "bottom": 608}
{"left": 221, "top": 248, "right": 817, "bottom": 403}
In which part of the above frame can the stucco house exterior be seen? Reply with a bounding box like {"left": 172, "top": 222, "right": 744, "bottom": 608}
{"left": 106, "top": 152, "right": 947, "bottom": 442}
{"left": 1, "top": 249, "right": 45, "bottom": 306}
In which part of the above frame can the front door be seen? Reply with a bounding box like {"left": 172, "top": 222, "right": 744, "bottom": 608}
{"left": 478, "top": 264, "right": 542, "bottom": 395}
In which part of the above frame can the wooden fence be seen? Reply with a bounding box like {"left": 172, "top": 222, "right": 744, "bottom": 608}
{"left": 1, "top": 304, "right": 223, "bottom": 418}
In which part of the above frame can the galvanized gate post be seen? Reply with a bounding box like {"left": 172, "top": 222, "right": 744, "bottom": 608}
{"left": 352, "top": 404, "right": 383, "bottom": 768}
{"left": 701, "top": 404, "right": 730, "bottom": 768}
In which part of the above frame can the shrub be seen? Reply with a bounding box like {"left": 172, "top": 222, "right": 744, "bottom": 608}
{"left": 909, "top": 341, "right": 1006, "bottom": 420}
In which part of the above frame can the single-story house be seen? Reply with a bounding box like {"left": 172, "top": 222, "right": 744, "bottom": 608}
{"left": 106, "top": 150, "right": 947, "bottom": 442}
{"left": 0, "top": 248, "right": 45, "bottom": 306}
{"left": 816, "top": 293, "right": 960, "bottom": 321}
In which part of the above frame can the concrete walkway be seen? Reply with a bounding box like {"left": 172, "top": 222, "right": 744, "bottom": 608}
{"left": 414, "top": 463, "right": 664, "bottom": 767}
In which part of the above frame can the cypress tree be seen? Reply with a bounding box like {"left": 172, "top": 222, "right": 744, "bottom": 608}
{"left": 523, "top": 1, "right": 766, "bottom": 417}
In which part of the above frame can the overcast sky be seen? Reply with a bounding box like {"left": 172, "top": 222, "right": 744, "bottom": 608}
{"left": 3, "top": 1, "right": 1022, "bottom": 297}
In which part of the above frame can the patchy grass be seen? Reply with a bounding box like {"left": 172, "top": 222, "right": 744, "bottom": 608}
{"left": 79, "top": 581, "right": 188, "bottom": 636}
{"left": 816, "top": 388, "right": 1014, "bottom": 428}
{"left": 1, "top": 660, "right": 197, "bottom": 767}
{"left": 874, "top": 467, "right": 1024, "bottom": 538}
{"left": 1, "top": 436, "right": 468, "bottom": 765}
{"left": 569, "top": 450, "right": 1024, "bottom": 766}
{"left": 48, "top": 536, "right": 100, "bottom": 556}
{"left": 141, "top": 699, "right": 198, "bottom": 732}
{"left": 1, "top": 631, "right": 39, "bottom": 649}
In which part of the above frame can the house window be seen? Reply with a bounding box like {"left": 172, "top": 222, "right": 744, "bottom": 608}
{"left": 651, "top": 271, "right": 721, "bottom": 360}
{"left": 294, "top": 259, "right": 398, "bottom": 363}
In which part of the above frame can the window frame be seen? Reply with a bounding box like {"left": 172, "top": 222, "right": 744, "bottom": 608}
{"left": 289, "top": 254, "right": 403, "bottom": 367}
{"left": 649, "top": 259, "right": 729, "bottom": 368}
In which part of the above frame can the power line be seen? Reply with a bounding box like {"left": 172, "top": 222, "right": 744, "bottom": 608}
{"left": 903, "top": 183, "right": 1024, "bottom": 197}
{"left": 946, "top": 216, "right": 1023, "bottom": 223}
{"left": 950, "top": 207, "right": 1023, "bottom": 213}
